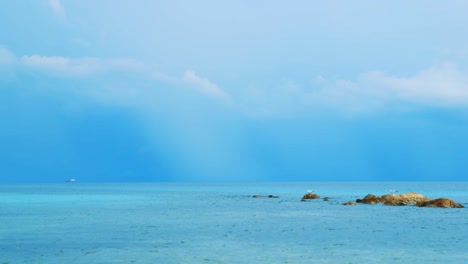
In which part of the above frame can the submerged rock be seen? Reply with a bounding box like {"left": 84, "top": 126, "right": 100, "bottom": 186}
{"left": 343, "top": 201, "right": 357, "bottom": 206}
{"left": 268, "top": 195, "right": 279, "bottom": 198}
{"left": 416, "top": 198, "right": 464, "bottom": 208}
{"left": 323, "top": 197, "right": 330, "bottom": 201}
{"left": 252, "top": 195, "right": 262, "bottom": 198}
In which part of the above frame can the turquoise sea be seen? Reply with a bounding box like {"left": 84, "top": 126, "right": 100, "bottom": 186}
{"left": 1, "top": 182, "right": 467, "bottom": 263}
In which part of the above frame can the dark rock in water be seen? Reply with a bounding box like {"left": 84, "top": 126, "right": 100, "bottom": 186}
{"left": 343, "top": 201, "right": 357, "bottom": 206}
{"left": 323, "top": 197, "right": 330, "bottom": 201}
{"left": 302, "top": 193, "right": 320, "bottom": 200}
{"left": 416, "top": 198, "right": 464, "bottom": 208}
{"left": 252, "top": 194, "right": 279, "bottom": 198}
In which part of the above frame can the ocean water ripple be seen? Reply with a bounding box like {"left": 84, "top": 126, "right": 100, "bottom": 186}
{"left": 1, "top": 182, "right": 467, "bottom": 263}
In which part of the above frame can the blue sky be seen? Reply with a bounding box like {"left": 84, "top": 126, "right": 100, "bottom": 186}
{"left": 1, "top": 0, "right": 468, "bottom": 182}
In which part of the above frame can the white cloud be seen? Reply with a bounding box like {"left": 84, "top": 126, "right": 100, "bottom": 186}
{"left": 20, "top": 55, "right": 146, "bottom": 76}
{"left": 152, "top": 71, "right": 179, "bottom": 84}
{"left": 363, "top": 63, "right": 468, "bottom": 105}
{"left": 4, "top": 52, "right": 227, "bottom": 104}
{"left": 48, "top": 0, "right": 66, "bottom": 18}
{"left": 71, "top": 38, "right": 91, "bottom": 48}
{"left": 7, "top": 48, "right": 468, "bottom": 116}
{"left": 107, "top": 58, "right": 146, "bottom": 72}
{"left": 238, "top": 63, "right": 468, "bottom": 117}
{"left": 302, "top": 78, "right": 389, "bottom": 116}
{"left": 183, "top": 70, "right": 231, "bottom": 100}
{"left": 21, "top": 55, "right": 102, "bottom": 76}
{"left": 305, "top": 63, "right": 468, "bottom": 114}
{"left": 0, "top": 47, "right": 16, "bottom": 64}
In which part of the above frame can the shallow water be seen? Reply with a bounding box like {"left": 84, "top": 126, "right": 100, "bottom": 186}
{"left": 1, "top": 182, "right": 467, "bottom": 263}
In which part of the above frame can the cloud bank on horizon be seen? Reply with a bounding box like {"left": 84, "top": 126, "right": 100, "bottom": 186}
{"left": 1, "top": 0, "right": 468, "bottom": 182}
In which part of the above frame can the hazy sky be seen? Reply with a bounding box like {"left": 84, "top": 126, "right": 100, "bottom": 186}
{"left": 1, "top": 0, "right": 468, "bottom": 182}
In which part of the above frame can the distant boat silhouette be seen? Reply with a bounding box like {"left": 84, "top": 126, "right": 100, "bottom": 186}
{"left": 389, "top": 189, "right": 398, "bottom": 194}
{"left": 66, "top": 178, "right": 76, "bottom": 183}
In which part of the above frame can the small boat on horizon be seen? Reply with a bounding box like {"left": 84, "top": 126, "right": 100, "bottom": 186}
{"left": 66, "top": 178, "right": 76, "bottom": 183}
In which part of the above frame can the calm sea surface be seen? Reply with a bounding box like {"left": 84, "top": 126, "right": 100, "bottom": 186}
{"left": 1, "top": 182, "right": 467, "bottom": 263}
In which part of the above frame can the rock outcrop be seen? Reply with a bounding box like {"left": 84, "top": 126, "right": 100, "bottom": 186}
{"left": 356, "top": 192, "right": 429, "bottom": 206}
{"left": 356, "top": 194, "right": 381, "bottom": 204}
{"left": 301, "top": 193, "right": 320, "bottom": 201}
{"left": 416, "top": 198, "right": 464, "bottom": 208}
{"left": 356, "top": 192, "right": 464, "bottom": 208}
{"left": 343, "top": 201, "right": 357, "bottom": 206}
{"left": 382, "top": 192, "right": 430, "bottom": 206}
